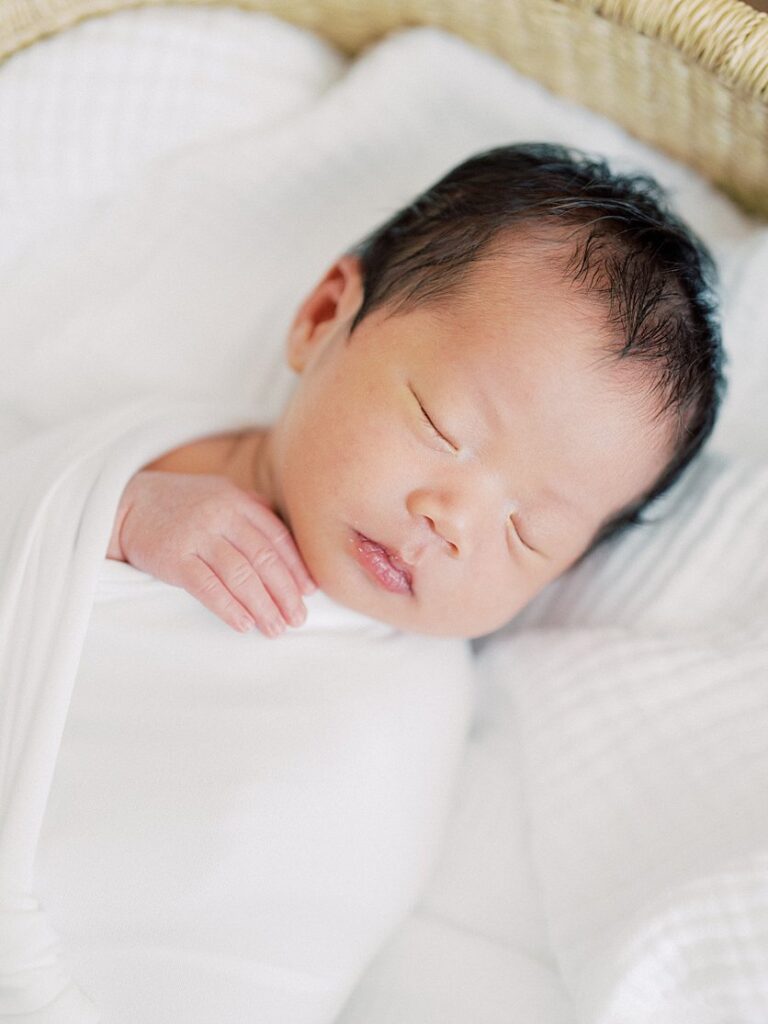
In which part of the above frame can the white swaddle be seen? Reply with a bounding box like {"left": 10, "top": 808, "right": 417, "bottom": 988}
{"left": 36, "top": 516, "right": 474, "bottom": 1023}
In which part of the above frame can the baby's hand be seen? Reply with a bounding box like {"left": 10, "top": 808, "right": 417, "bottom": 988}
{"left": 107, "top": 470, "right": 316, "bottom": 637}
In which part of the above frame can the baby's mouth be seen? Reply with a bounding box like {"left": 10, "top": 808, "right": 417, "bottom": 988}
{"left": 353, "top": 531, "right": 414, "bottom": 595}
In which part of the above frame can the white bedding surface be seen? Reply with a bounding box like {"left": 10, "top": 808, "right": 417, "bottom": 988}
{"left": 1, "top": 6, "right": 767, "bottom": 1023}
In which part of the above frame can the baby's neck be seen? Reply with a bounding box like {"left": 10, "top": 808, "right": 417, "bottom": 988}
{"left": 143, "top": 427, "right": 272, "bottom": 499}
{"left": 230, "top": 428, "right": 273, "bottom": 499}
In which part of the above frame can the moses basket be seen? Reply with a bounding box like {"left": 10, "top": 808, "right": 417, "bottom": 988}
{"left": 1, "top": 0, "right": 767, "bottom": 220}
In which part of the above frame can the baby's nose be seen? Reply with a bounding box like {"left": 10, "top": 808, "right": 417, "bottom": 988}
{"left": 418, "top": 512, "right": 461, "bottom": 558}
{"left": 405, "top": 487, "right": 478, "bottom": 560}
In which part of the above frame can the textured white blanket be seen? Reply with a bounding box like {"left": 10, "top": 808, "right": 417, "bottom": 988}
{"left": 480, "top": 457, "right": 768, "bottom": 1022}
{"left": 1, "top": 7, "right": 767, "bottom": 1023}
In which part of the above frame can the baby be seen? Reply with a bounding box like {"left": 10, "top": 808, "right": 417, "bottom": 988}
{"left": 106, "top": 142, "right": 724, "bottom": 640}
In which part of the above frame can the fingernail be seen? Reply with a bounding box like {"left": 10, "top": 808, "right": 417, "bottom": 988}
{"left": 238, "top": 617, "right": 255, "bottom": 633}
{"left": 290, "top": 606, "right": 307, "bottom": 627}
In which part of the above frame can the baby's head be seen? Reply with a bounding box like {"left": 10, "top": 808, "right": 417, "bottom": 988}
{"left": 261, "top": 142, "right": 724, "bottom": 638}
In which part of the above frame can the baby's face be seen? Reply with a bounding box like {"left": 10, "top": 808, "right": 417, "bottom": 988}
{"left": 263, "top": 250, "right": 672, "bottom": 639}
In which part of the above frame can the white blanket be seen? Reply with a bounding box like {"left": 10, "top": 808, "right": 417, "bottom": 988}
{"left": 478, "top": 454, "right": 768, "bottom": 1023}
{"left": 1, "top": 7, "right": 767, "bottom": 1023}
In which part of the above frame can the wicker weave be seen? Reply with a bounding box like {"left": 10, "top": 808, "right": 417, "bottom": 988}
{"left": 1, "top": 0, "right": 766, "bottom": 217}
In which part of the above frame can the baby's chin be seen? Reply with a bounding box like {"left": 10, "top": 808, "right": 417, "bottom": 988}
{"left": 312, "top": 570, "right": 491, "bottom": 639}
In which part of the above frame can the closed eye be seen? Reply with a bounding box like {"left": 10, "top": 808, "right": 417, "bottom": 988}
{"left": 509, "top": 514, "right": 542, "bottom": 556}
{"left": 411, "top": 386, "right": 458, "bottom": 451}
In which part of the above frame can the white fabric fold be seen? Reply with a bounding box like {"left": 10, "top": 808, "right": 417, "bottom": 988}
{"left": 0, "top": 397, "right": 261, "bottom": 1017}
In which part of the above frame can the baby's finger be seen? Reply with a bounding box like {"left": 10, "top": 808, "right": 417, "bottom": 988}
{"left": 182, "top": 554, "right": 273, "bottom": 635}
{"left": 240, "top": 494, "right": 316, "bottom": 596}
{"left": 207, "top": 532, "right": 305, "bottom": 631}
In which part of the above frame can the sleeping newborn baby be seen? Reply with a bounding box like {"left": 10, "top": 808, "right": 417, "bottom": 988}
{"left": 106, "top": 141, "right": 724, "bottom": 640}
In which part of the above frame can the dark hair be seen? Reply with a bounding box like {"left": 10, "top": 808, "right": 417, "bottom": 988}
{"left": 346, "top": 142, "right": 726, "bottom": 559}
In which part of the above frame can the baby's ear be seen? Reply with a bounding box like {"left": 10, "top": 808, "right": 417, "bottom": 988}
{"left": 286, "top": 254, "right": 363, "bottom": 372}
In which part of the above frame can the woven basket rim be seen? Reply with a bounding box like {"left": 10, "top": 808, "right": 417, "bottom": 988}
{"left": 2, "top": 1, "right": 768, "bottom": 103}
{"left": 586, "top": 0, "right": 768, "bottom": 101}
